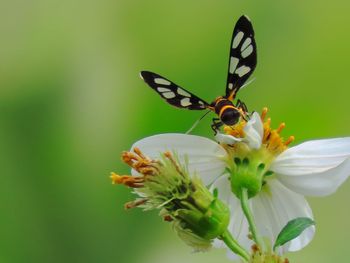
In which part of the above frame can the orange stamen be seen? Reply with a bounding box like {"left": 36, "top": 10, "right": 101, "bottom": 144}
{"left": 277, "top": 123, "right": 285, "bottom": 134}
{"left": 259, "top": 107, "right": 294, "bottom": 154}
{"left": 110, "top": 172, "right": 144, "bottom": 188}
{"left": 134, "top": 147, "right": 146, "bottom": 159}
{"left": 223, "top": 120, "right": 246, "bottom": 138}
{"left": 285, "top": 136, "right": 295, "bottom": 146}
{"left": 261, "top": 107, "right": 268, "bottom": 121}
{"left": 121, "top": 149, "right": 158, "bottom": 175}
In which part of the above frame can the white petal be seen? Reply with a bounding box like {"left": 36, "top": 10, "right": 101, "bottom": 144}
{"left": 243, "top": 112, "right": 263, "bottom": 149}
{"left": 252, "top": 179, "right": 315, "bottom": 253}
{"left": 277, "top": 157, "right": 350, "bottom": 196}
{"left": 215, "top": 133, "right": 242, "bottom": 145}
{"left": 271, "top": 138, "right": 350, "bottom": 175}
{"left": 210, "top": 174, "right": 232, "bottom": 204}
{"left": 131, "top": 133, "right": 228, "bottom": 185}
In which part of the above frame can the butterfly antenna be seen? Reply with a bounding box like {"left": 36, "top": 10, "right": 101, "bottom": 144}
{"left": 186, "top": 110, "right": 211, "bottom": 134}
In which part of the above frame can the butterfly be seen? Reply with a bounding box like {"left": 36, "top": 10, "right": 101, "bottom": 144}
{"left": 140, "top": 15, "right": 257, "bottom": 133}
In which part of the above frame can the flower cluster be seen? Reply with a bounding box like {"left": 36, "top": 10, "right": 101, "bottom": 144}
{"left": 111, "top": 148, "right": 245, "bottom": 255}
{"left": 111, "top": 108, "right": 350, "bottom": 262}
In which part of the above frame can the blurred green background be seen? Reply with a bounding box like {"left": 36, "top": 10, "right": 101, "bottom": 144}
{"left": 1, "top": 0, "right": 350, "bottom": 262}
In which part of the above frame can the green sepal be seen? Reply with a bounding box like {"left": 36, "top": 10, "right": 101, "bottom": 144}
{"left": 175, "top": 185, "right": 230, "bottom": 240}
{"left": 273, "top": 217, "right": 315, "bottom": 250}
{"left": 229, "top": 147, "right": 275, "bottom": 199}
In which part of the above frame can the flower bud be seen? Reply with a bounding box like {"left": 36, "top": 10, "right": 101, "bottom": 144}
{"left": 111, "top": 149, "right": 230, "bottom": 251}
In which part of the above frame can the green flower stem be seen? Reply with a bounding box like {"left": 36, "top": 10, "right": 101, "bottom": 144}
{"left": 220, "top": 229, "right": 250, "bottom": 262}
{"left": 240, "top": 188, "right": 263, "bottom": 249}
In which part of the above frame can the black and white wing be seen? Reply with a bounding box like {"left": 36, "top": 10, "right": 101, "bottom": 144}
{"left": 140, "top": 71, "right": 210, "bottom": 110}
{"left": 225, "top": 15, "right": 257, "bottom": 100}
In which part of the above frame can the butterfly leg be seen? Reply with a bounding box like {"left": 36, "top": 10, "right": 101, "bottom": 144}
{"left": 236, "top": 99, "right": 248, "bottom": 112}
{"left": 211, "top": 118, "right": 223, "bottom": 134}
{"left": 236, "top": 99, "right": 249, "bottom": 121}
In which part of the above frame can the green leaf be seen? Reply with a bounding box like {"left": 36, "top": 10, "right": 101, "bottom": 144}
{"left": 273, "top": 217, "right": 315, "bottom": 250}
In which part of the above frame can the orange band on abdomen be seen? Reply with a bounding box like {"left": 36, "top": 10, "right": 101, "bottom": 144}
{"left": 218, "top": 105, "right": 235, "bottom": 117}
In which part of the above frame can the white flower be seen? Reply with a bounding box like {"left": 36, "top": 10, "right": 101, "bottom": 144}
{"left": 130, "top": 112, "right": 350, "bottom": 259}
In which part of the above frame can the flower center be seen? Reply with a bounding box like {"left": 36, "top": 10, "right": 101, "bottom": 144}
{"left": 222, "top": 108, "right": 295, "bottom": 198}
{"left": 260, "top": 108, "right": 294, "bottom": 156}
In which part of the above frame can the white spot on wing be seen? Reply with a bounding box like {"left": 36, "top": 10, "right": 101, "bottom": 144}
{"left": 198, "top": 101, "right": 206, "bottom": 108}
{"left": 177, "top": 88, "right": 191, "bottom": 97}
{"left": 235, "top": 66, "right": 251, "bottom": 77}
{"left": 229, "top": 57, "right": 240, "bottom": 74}
{"left": 228, "top": 83, "right": 233, "bottom": 90}
{"left": 241, "top": 45, "right": 253, "bottom": 58}
{"left": 154, "top": 78, "right": 171, "bottom": 85}
{"left": 180, "top": 98, "right": 192, "bottom": 107}
{"left": 162, "top": 91, "right": 176, "bottom": 99}
{"left": 241, "top": 38, "right": 252, "bottom": 52}
{"left": 157, "top": 87, "right": 171, "bottom": 92}
{"left": 232, "top": 31, "right": 244, "bottom": 49}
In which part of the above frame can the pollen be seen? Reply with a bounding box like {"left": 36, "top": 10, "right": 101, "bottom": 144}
{"left": 260, "top": 108, "right": 294, "bottom": 155}
{"left": 224, "top": 107, "right": 294, "bottom": 155}
{"left": 110, "top": 172, "right": 145, "bottom": 188}
{"left": 224, "top": 119, "right": 247, "bottom": 138}
{"left": 121, "top": 147, "right": 159, "bottom": 175}
{"left": 110, "top": 148, "right": 160, "bottom": 189}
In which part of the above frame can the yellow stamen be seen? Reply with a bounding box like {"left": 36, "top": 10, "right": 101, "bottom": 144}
{"left": 224, "top": 107, "right": 295, "bottom": 155}
{"left": 134, "top": 147, "right": 147, "bottom": 160}
{"left": 224, "top": 119, "right": 247, "bottom": 138}
{"left": 110, "top": 172, "right": 144, "bottom": 188}
{"left": 285, "top": 136, "right": 295, "bottom": 146}
{"left": 262, "top": 118, "right": 272, "bottom": 143}
{"left": 266, "top": 130, "right": 287, "bottom": 154}
{"left": 276, "top": 123, "right": 285, "bottom": 134}
{"left": 110, "top": 148, "right": 163, "bottom": 210}
{"left": 121, "top": 148, "right": 158, "bottom": 175}
{"left": 260, "top": 109, "right": 293, "bottom": 155}
{"left": 261, "top": 107, "right": 268, "bottom": 121}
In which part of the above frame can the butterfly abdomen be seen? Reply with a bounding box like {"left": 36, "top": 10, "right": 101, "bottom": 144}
{"left": 214, "top": 98, "right": 240, "bottom": 126}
